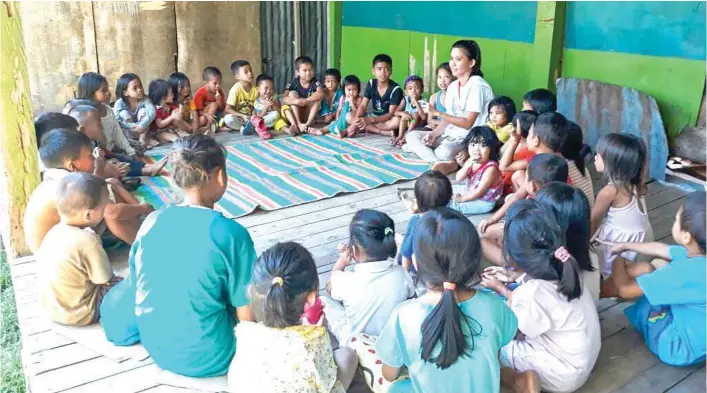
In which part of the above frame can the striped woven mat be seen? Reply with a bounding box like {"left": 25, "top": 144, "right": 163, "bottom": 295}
{"left": 134, "top": 134, "right": 430, "bottom": 218}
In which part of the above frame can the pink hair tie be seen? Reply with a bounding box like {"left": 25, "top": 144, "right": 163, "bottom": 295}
{"left": 554, "top": 246, "right": 571, "bottom": 263}
{"left": 442, "top": 282, "right": 457, "bottom": 291}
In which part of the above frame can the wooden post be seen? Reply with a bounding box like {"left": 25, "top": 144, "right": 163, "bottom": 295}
{"left": 0, "top": 1, "right": 40, "bottom": 257}
{"left": 529, "top": 1, "right": 567, "bottom": 92}
{"left": 293, "top": 1, "right": 301, "bottom": 57}
{"left": 327, "top": 0, "right": 342, "bottom": 69}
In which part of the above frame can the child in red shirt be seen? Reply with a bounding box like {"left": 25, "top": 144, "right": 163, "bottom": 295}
{"left": 499, "top": 110, "right": 538, "bottom": 194}
{"left": 193, "top": 67, "right": 227, "bottom": 133}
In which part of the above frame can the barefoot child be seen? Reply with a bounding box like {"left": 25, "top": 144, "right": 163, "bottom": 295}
{"left": 281, "top": 56, "right": 325, "bottom": 135}
{"left": 113, "top": 73, "right": 158, "bottom": 152}
{"left": 249, "top": 74, "right": 293, "bottom": 138}
{"left": 322, "top": 209, "right": 414, "bottom": 345}
{"left": 355, "top": 54, "right": 404, "bottom": 136}
{"left": 425, "top": 62, "right": 453, "bottom": 130}
{"left": 326, "top": 75, "right": 364, "bottom": 138}
{"left": 37, "top": 173, "right": 123, "bottom": 326}
{"left": 223, "top": 60, "right": 258, "bottom": 133}
{"left": 376, "top": 208, "right": 521, "bottom": 393}
{"left": 319, "top": 68, "right": 344, "bottom": 126}
{"left": 229, "top": 242, "right": 358, "bottom": 392}
{"left": 148, "top": 79, "right": 191, "bottom": 143}
{"left": 167, "top": 72, "right": 208, "bottom": 134}
{"left": 604, "top": 190, "right": 705, "bottom": 366}
{"left": 392, "top": 75, "right": 427, "bottom": 147}
{"left": 193, "top": 67, "right": 227, "bottom": 133}
{"left": 449, "top": 126, "right": 503, "bottom": 215}
{"left": 492, "top": 200, "right": 600, "bottom": 393}
{"left": 591, "top": 133, "right": 653, "bottom": 278}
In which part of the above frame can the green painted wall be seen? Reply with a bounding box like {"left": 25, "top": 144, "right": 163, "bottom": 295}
{"left": 340, "top": 26, "right": 534, "bottom": 106}
{"left": 563, "top": 49, "right": 704, "bottom": 136}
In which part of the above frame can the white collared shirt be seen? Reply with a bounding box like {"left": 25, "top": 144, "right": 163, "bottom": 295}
{"left": 443, "top": 75, "right": 494, "bottom": 140}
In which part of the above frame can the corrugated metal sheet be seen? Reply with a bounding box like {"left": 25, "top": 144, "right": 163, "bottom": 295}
{"left": 260, "top": 1, "right": 296, "bottom": 91}
{"left": 300, "top": 1, "right": 328, "bottom": 76}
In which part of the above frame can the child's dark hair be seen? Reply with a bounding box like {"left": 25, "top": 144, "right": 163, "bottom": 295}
{"left": 250, "top": 242, "right": 319, "bottom": 329}
{"left": 63, "top": 98, "right": 105, "bottom": 117}
{"left": 170, "top": 134, "right": 226, "bottom": 189}
{"left": 532, "top": 112, "right": 568, "bottom": 152}
{"left": 167, "top": 72, "right": 191, "bottom": 100}
{"left": 349, "top": 209, "right": 397, "bottom": 261}
{"left": 323, "top": 68, "right": 342, "bottom": 83}
{"left": 414, "top": 207, "right": 483, "bottom": 369}
{"left": 488, "top": 96, "right": 516, "bottom": 123}
{"left": 230, "top": 60, "right": 250, "bottom": 75}
{"left": 77, "top": 72, "right": 108, "bottom": 100}
{"left": 148, "top": 79, "right": 171, "bottom": 106}
{"left": 527, "top": 153, "right": 569, "bottom": 186}
{"left": 404, "top": 75, "right": 423, "bottom": 90}
{"left": 536, "top": 182, "right": 595, "bottom": 273}
{"left": 342, "top": 75, "right": 361, "bottom": 91}
{"left": 463, "top": 125, "right": 501, "bottom": 162}
{"left": 436, "top": 62, "right": 452, "bottom": 76}
{"left": 414, "top": 170, "right": 453, "bottom": 212}
{"left": 372, "top": 54, "right": 392, "bottom": 68}
{"left": 56, "top": 172, "right": 108, "bottom": 217}
{"left": 679, "top": 191, "right": 706, "bottom": 253}
{"left": 562, "top": 121, "right": 592, "bottom": 176}
{"left": 39, "top": 129, "right": 93, "bottom": 169}
{"left": 596, "top": 133, "right": 648, "bottom": 197}
{"left": 523, "top": 88, "right": 557, "bottom": 113}
{"left": 512, "top": 110, "right": 538, "bottom": 139}
{"left": 67, "top": 105, "right": 100, "bottom": 127}
{"left": 34, "top": 113, "right": 79, "bottom": 147}
{"left": 202, "top": 67, "right": 222, "bottom": 81}
{"left": 256, "top": 74, "right": 274, "bottom": 86}
{"left": 503, "top": 199, "right": 583, "bottom": 301}
{"left": 294, "top": 56, "right": 314, "bottom": 69}
{"left": 451, "top": 40, "right": 483, "bottom": 77}
{"left": 115, "top": 73, "right": 140, "bottom": 100}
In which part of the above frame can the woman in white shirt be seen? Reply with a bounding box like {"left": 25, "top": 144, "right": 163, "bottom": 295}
{"left": 405, "top": 40, "right": 494, "bottom": 174}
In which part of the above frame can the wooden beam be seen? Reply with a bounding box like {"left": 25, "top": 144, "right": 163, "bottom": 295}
{"left": 327, "top": 0, "right": 342, "bottom": 69}
{"left": 0, "top": 1, "right": 40, "bottom": 257}
{"left": 529, "top": 1, "right": 567, "bottom": 92}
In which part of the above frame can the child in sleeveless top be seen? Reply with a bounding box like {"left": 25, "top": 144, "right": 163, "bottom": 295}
{"left": 591, "top": 133, "right": 653, "bottom": 279}
{"left": 449, "top": 126, "right": 503, "bottom": 215}
{"left": 426, "top": 63, "right": 453, "bottom": 130}
{"left": 563, "top": 121, "right": 595, "bottom": 207}
{"left": 486, "top": 96, "right": 516, "bottom": 143}
{"left": 392, "top": 75, "right": 427, "bottom": 147}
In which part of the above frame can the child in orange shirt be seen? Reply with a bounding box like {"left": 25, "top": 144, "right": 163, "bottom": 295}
{"left": 193, "top": 67, "right": 227, "bottom": 134}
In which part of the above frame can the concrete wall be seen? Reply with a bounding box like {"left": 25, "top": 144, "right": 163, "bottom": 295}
{"left": 20, "top": 1, "right": 262, "bottom": 114}
{"left": 339, "top": 1, "right": 706, "bottom": 136}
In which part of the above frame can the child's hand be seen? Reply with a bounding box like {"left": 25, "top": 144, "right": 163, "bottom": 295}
{"left": 480, "top": 276, "right": 506, "bottom": 294}
{"left": 170, "top": 109, "right": 182, "bottom": 120}
{"left": 594, "top": 239, "right": 626, "bottom": 254}
{"left": 455, "top": 151, "right": 469, "bottom": 167}
{"left": 399, "top": 112, "right": 412, "bottom": 122}
{"left": 354, "top": 117, "right": 366, "bottom": 129}
{"left": 482, "top": 266, "right": 518, "bottom": 283}
{"left": 422, "top": 133, "right": 437, "bottom": 146}
{"left": 296, "top": 98, "right": 307, "bottom": 106}
{"left": 510, "top": 120, "right": 522, "bottom": 142}
{"left": 205, "top": 113, "right": 215, "bottom": 123}
{"left": 478, "top": 219, "right": 494, "bottom": 234}
{"left": 324, "top": 113, "right": 335, "bottom": 123}
{"left": 133, "top": 125, "right": 147, "bottom": 134}
{"left": 214, "top": 90, "right": 221, "bottom": 98}
{"left": 452, "top": 193, "right": 464, "bottom": 202}
{"left": 111, "top": 161, "right": 130, "bottom": 177}
{"left": 337, "top": 242, "right": 351, "bottom": 261}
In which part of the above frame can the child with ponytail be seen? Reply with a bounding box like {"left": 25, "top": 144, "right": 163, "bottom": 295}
{"left": 229, "top": 242, "right": 357, "bottom": 393}
{"left": 376, "top": 208, "right": 519, "bottom": 393}
{"left": 323, "top": 209, "right": 414, "bottom": 345}
{"left": 488, "top": 200, "right": 600, "bottom": 393}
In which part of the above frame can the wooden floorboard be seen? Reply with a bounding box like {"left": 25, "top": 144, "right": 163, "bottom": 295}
{"left": 9, "top": 134, "right": 703, "bottom": 393}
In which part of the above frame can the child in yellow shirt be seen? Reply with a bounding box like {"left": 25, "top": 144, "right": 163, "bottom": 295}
{"left": 486, "top": 96, "right": 516, "bottom": 143}
{"left": 224, "top": 60, "right": 258, "bottom": 133}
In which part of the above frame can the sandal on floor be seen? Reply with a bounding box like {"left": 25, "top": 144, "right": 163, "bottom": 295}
{"left": 121, "top": 178, "right": 142, "bottom": 192}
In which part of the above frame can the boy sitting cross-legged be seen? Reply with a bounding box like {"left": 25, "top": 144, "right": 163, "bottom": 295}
{"left": 38, "top": 172, "right": 124, "bottom": 326}
{"left": 24, "top": 129, "right": 154, "bottom": 254}
{"left": 281, "top": 56, "right": 325, "bottom": 135}
{"left": 223, "top": 60, "right": 259, "bottom": 134}
{"left": 354, "top": 54, "right": 404, "bottom": 137}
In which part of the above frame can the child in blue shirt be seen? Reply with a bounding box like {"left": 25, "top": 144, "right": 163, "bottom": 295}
{"left": 604, "top": 190, "right": 706, "bottom": 367}
{"left": 376, "top": 207, "right": 519, "bottom": 393}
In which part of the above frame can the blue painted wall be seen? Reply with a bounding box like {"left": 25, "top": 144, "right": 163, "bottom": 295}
{"left": 342, "top": 1, "right": 537, "bottom": 43}
{"left": 565, "top": 1, "right": 706, "bottom": 60}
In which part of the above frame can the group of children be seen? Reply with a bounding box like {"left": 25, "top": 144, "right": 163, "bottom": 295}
{"left": 26, "top": 38, "right": 705, "bottom": 393}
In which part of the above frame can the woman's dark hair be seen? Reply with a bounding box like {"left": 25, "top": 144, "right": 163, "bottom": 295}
{"left": 148, "top": 79, "right": 171, "bottom": 106}
{"left": 414, "top": 170, "right": 453, "bottom": 212}
{"left": 251, "top": 242, "right": 319, "bottom": 329}
{"left": 348, "top": 209, "right": 397, "bottom": 261}
{"left": 532, "top": 112, "right": 568, "bottom": 152}
{"left": 342, "top": 74, "right": 361, "bottom": 91}
{"left": 77, "top": 72, "right": 108, "bottom": 100}
{"left": 487, "top": 96, "right": 516, "bottom": 124}
{"left": 679, "top": 191, "right": 706, "bottom": 253}
{"left": 413, "top": 207, "right": 483, "bottom": 369}
{"left": 168, "top": 72, "right": 191, "bottom": 100}
{"left": 323, "top": 68, "right": 342, "bottom": 83}
{"left": 451, "top": 40, "right": 483, "bottom": 77}
{"left": 115, "top": 73, "right": 140, "bottom": 101}
{"left": 536, "top": 182, "right": 595, "bottom": 273}
{"left": 503, "top": 199, "right": 583, "bottom": 300}
{"left": 463, "top": 125, "right": 501, "bottom": 162}
{"left": 562, "top": 121, "right": 592, "bottom": 176}
{"left": 170, "top": 134, "right": 227, "bottom": 189}
{"left": 512, "top": 110, "right": 538, "bottom": 139}
{"left": 596, "top": 133, "right": 647, "bottom": 196}
{"left": 436, "top": 62, "right": 452, "bottom": 76}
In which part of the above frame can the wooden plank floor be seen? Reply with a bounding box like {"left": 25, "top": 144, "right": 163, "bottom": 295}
{"left": 8, "top": 133, "right": 705, "bottom": 393}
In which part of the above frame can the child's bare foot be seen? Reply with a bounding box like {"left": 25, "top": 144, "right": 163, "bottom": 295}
{"left": 287, "top": 124, "right": 299, "bottom": 136}
{"left": 431, "top": 160, "right": 459, "bottom": 175}
{"left": 306, "top": 127, "right": 324, "bottom": 136}
{"left": 142, "top": 156, "right": 168, "bottom": 176}
{"left": 299, "top": 123, "right": 308, "bottom": 133}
